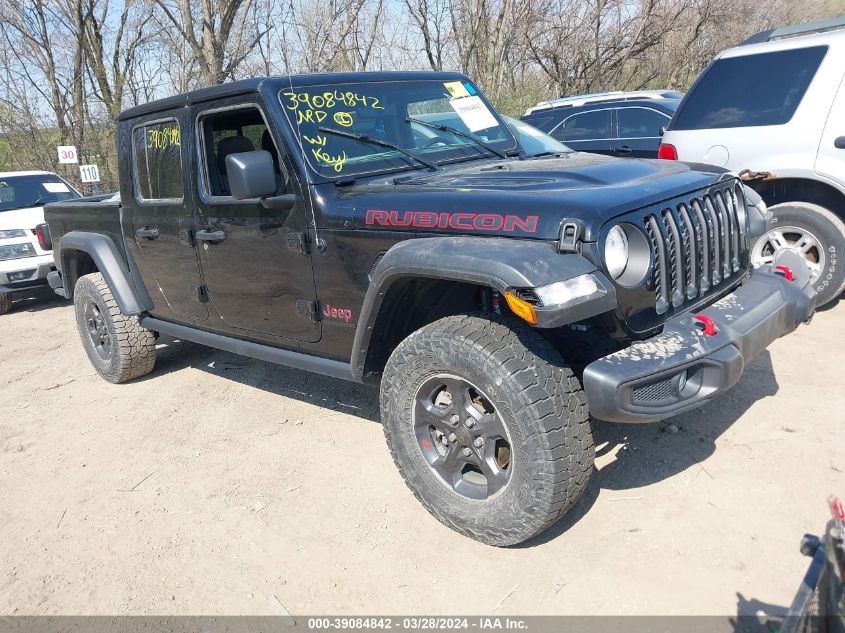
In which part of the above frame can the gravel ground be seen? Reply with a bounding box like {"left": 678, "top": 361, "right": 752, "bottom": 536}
{"left": 1, "top": 288, "right": 843, "bottom": 616}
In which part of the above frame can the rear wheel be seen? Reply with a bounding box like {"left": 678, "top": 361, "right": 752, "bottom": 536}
{"left": 73, "top": 273, "right": 156, "bottom": 383}
{"left": 380, "top": 313, "right": 594, "bottom": 546}
{"left": 0, "top": 292, "right": 11, "bottom": 315}
{"left": 751, "top": 202, "right": 845, "bottom": 307}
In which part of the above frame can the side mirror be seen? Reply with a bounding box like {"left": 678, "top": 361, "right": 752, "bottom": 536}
{"left": 225, "top": 150, "right": 279, "bottom": 200}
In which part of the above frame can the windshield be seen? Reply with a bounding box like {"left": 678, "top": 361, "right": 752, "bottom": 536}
{"left": 281, "top": 79, "right": 518, "bottom": 178}
{"left": 0, "top": 174, "right": 79, "bottom": 212}
{"left": 501, "top": 116, "right": 570, "bottom": 155}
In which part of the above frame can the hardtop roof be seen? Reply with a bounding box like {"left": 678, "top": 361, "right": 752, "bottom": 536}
{"left": 118, "top": 71, "right": 469, "bottom": 121}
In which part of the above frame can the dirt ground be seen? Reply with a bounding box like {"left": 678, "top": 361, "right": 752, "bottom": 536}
{"left": 1, "top": 288, "right": 843, "bottom": 617}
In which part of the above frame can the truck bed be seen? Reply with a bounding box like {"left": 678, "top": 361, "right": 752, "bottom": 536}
{"left": 44, "top": 193, "right": 123, "bottom": 267}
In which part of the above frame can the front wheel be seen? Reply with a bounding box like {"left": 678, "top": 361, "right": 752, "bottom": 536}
{"left": 380, "top": 313, "right": 594, "bottom": 546}
{"left": 0, "top": 292, "right": 11, "bottom": 315}
{"left": 751, "top": 202, "right": 845, "bottom": 307}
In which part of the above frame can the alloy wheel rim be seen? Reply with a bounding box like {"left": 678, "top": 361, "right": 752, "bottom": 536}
{"left": 84, "top": 300, "right": 112, "bottom": 361}
{"left": 413, "top": 374, "right": 512, "bottom": 500}
{"left": 751, "top": 225, "right": 825, "bottom": 284}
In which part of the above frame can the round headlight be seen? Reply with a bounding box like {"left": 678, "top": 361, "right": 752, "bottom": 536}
{"left": 604, "top": 225, "right": 629, "bottom": 279}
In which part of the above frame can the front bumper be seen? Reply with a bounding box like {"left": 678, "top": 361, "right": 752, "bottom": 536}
{"left": 0, "top": 254, "right": 55, "bottom": 294}
{"left": 582, "top": 267, "right": 815, "bottom": 423}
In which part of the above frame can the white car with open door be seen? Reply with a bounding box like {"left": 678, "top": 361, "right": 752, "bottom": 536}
{"left": 0, "top": 171, "right": 80, "bottom": 314}
{"left": 660, "top": 16, "right": 845, "bottom": 307}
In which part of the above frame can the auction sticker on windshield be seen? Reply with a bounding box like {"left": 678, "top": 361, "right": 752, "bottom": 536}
{"left": 43, "top": 182, "right": 70, "bottom": 193}
{"left": 443, "top": 81, "right": 470, "bottom": 98}
{"left": 449, "top": 96, "right": 498, "bottom": 132}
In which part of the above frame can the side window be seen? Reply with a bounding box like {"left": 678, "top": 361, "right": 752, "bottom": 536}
{"left": 198, "top": 106, "right": 282, "bottom": 197}
{"left": 616, "top": 108, "right": 669, "bottom": 138}
{"left": 553, "top": 110, "right": 611, "bottom": 142}
{"left": 672, "top": 45, "right": 828, "bottom": 130}
{"left": 133, "top": 119, "right": 183, "bottom": 201}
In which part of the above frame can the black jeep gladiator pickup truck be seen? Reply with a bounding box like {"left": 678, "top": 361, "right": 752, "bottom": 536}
{"left": 44, "top": 71, "right": 816, "bottom": 546}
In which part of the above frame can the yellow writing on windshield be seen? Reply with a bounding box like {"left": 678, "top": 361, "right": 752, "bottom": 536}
{"left": 333, "top": 112, "right": 354, "bottom": 127}
{"left": 283, "top": 88, "right": 386, "bottom": 174}
{"left": 311, "top": 146, "right": 347, "bottom": 173}
{"left": 282, "top": 90, "right": 384, "bottom": 112}
{"left": 296, "top": 109, "right": 328, "bottom": 125}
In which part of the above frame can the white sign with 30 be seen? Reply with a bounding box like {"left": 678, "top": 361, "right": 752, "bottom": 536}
{"left": 57, "top": 145, "right": 78, "bottom": 164}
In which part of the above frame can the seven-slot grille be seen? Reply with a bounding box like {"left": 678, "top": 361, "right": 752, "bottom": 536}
{"left": 643, "top": 184, "right": 746, "bottom": 315}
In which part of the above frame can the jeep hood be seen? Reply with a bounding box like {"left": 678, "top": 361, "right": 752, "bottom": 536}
{"left": 336, "top": 153, "right": 731, "bottom": 241}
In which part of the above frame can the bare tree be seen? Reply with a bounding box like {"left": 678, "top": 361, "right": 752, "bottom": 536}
{"left": 1, "top": 0, "right": 84, "bottom": 144}
{"left": 152, "top": 0, "right": 269, "bottom": 85}
{"left": 79, "top": 0, "right": 153, "bottom": 121}
{"left": 404, "top": 0, "right": 451, "bottom": 70}
{"left": 1, "top": 0, "right": 844, "bottom": 182}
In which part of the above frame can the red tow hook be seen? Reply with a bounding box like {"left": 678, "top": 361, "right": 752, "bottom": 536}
{"left": 830, "top": 496, "right": 845, "bottom": 521}
{"left": 775, "top": 265, "right": 795, "bottom": 281}
{"left": 693, "top": 314, "right": 717, "bottom": 336}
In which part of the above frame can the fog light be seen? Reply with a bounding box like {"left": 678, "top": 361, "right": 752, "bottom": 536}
{"left": 677, "top": 369, "right": 688, "bottom": 392}
{"left": 8, "top": 269, "right": 35, "bottom": 282}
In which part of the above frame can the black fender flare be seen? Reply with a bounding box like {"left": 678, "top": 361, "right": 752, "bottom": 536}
{"left": 57, "top": 231, "right": 152, "bottom": 315}
{"left": 350, "top": 236, "right": 617, "bottom": 379}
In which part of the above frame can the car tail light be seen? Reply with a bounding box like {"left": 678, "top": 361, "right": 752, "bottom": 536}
{"left": 657, "top": 143, "right": 678, "bottom": 160}
{"left": 35, "top": 223, "right": 52, "bottom": 251}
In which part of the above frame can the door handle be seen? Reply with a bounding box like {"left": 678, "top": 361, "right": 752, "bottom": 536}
{"left": 195, "top": 229, "right": 226, "bottom": 243}
{"left": 617, "top": 145, "right": 633, "bottom": 154}
{"left": 135, "top": 227, "right": 159, "bottom": 240}
{"left": 835, "top": 136, "right": 845, "bottom": 149}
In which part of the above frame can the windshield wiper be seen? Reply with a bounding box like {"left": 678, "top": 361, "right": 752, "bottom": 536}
{"left": 531, "top": 151, "right": 571, "bottom": 158}
{"left": 406, "top": 117, "right": 509, "bottom": 159}
{"left": 317, "top": 126, "right": 438, "bottom": 171}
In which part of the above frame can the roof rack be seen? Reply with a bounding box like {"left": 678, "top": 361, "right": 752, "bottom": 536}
{"left": 524, "top": 89, "right": 680, "bottom": 115}
{"left": 742, "top": 15, "right": 845, "bottom": 45}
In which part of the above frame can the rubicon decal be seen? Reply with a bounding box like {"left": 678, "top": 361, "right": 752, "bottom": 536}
{"left": 365, "top": 209, "right": 539, "bottom": 233}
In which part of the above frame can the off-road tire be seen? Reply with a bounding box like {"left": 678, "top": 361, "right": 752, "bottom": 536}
{"left": 380, "top": 313, "right": 594, "bottom": 546}
{"left": 0, "top": 292, "right": 11, "bottom": 315}
{"left": 755, "top": 202, "right": 845, "bottom": 307}
{"left": 73, "top": 273, "right": 156, "bottom": 383}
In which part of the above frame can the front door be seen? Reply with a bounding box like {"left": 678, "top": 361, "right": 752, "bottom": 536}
{"left": 191, "top": 100, "right": 320, "bottom": 343}
{"left": 130, "top": 114, "right": 208, "bottom": 320}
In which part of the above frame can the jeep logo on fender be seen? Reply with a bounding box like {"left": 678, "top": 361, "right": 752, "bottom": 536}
{"left": 323, "top": 304, "right": 353, "bottom": 322}
{"left": 365, "top": 209, "right": 539, "bottom": 234}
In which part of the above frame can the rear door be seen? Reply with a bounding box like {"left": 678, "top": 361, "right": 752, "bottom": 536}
{"left": 613, "top": 106, "right": 671, "bottom": 158}
{"left": 190, "top": 99, "right": 320, "bottom": 343}
{"left": 815, "top": 67, "right": 845, "bottom": 188}
{"left": 549, "top": 109, "right": 613, "bottom": 154}
{"left": 129, "top": 114, "right": 208, "bottom": 320}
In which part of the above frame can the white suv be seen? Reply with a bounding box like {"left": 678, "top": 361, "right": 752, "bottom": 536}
{"left": 0, "top": 171, "right": 79, "bottom": 314}
{"left": 660, "top": 17, "right": 845, "bottom": 306}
